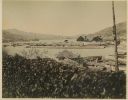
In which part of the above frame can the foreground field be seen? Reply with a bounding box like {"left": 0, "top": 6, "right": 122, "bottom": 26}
{"left": 3, "top": 45, "right": 115, "bottom": 58}
{"left": 2, "top": 54, "right": 126, "bottom": 98}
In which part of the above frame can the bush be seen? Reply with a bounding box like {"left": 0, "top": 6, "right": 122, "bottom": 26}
{"left": 2, "top": 54, "right": 126, "bottom": 98}
{"left": 77, "top": 36, "right": 85, "bottom": 41}
{"left": 92, "top": 36, "right": 103, "bottom": 42}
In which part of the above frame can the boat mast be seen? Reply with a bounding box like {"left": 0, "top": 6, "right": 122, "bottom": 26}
{"left": 112, "top": 1, "right": 119, "bottom": 71}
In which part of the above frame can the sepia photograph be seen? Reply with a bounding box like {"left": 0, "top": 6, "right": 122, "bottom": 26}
{"left": 2, "top": 0, "right": 127, "bottom": 99}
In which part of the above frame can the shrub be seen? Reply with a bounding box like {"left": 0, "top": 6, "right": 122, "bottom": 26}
{"left": 2, "top": 54, "right": 126, "bottom": 98}
{"left": 77, "top": 36, "right": 85, "bottom": 41}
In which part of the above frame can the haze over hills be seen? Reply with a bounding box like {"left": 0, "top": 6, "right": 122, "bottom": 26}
{"left": 2, "top": 21, "right": 126, "bottom": 42}
{"left": 83, "top": 22, "right": 126, "bottom": 41}
{"left": 2, "top": 29, "right": 72, "bottom": 42}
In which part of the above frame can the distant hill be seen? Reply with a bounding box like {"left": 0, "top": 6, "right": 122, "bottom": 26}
{"left": 3, "top": 22, "right": 126, "bottom": 42}
{"left": 80, "top": 22, "right": 126, "bottom": 41}
{"left": 2, "top": 29, "right": 72, "bottom": 42}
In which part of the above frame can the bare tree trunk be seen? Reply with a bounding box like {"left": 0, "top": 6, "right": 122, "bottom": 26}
{"left": 112, "top": 1, "right": 119, "bottom": 72}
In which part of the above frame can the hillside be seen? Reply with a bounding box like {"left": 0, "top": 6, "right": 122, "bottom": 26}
{"left": 2, "top": 29, "right": 72, "bottom": 42}
{"left": 83, "top": 22, "right": 126, "bottom": 41}
{"left": 3, "top": 22, "right": 126, "bottom": 42}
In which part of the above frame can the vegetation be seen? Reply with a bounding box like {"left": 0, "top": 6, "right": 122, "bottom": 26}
{"left": 77, "top": 36, "right": 85, "bottom": 41}
{"left": 84, "top": 36, "right": 89, "bottom": 42}
{"left": 2, "top": 53, "right": 126, "bottom": 98}
{"left": 82, "top": 22, "right": 126, "bottom": 41}
{"left": 92, "top": 36, "right": 103, "bottom": 42}
{"left": 77, "top": 35, "right": 103, "bottom": 42}
{"left": 76, "top": 36, "right": 89, "bottom": 42}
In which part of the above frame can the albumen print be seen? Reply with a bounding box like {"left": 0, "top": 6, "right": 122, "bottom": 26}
{"left": 2, "top": 0, "right": 126, "bottom": 98}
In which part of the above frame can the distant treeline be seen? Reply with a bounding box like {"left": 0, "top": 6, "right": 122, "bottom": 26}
{"left": 77, "top": 35, "right": 103, "bottom": 42}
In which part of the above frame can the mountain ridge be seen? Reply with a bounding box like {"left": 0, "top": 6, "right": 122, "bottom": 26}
{"left": 83, "top": 22, "right": 126, "bottom": 41}
{"left": 3, "top": 21, "right": 126, "bottom": 42}
{"left": 2, "top": 29, "right": 72, "bottom": 42}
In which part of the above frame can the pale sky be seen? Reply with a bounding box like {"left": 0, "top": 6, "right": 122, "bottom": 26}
{"left": 3, "top": 0, "right": 126, "bottom": 36}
